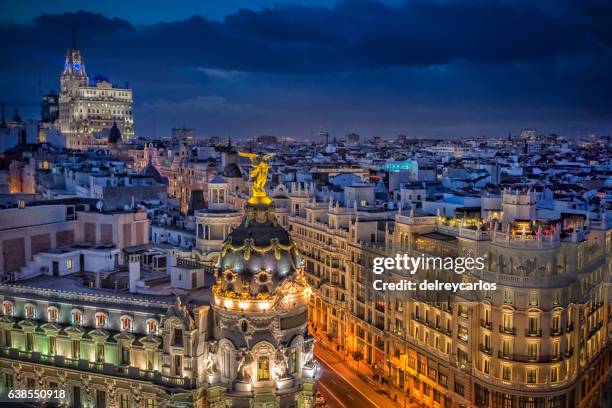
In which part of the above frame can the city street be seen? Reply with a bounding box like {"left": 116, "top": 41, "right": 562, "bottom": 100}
{"left": 314, "top": 343, "right": 425, "bottom": 408}
{"left": 316, "top": 351, "right": 377, "bottom": 408}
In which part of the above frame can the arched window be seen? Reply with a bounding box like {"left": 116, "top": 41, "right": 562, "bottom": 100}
{"left": 2, "top": 302, "right": 13, "bottom": 316}
{"left": 72, "top": 309, "right": 83, "bottom": 326}
{"left": 258, "top": 356, "right": 270, "bottom": 380}
{"left": 47, "top": 307, "right": 58, "bottom": 322}
{"left": 146, "top": 319, "right": 158, "bottom": 335}
{"left": 120, "top": 315, "right": 132, "bottom": 332}
{"left": 95, "top": 312, "right": 107, "bottom": 328}
{"left": 24, "top": 304, "right": 35, "bottom": 319}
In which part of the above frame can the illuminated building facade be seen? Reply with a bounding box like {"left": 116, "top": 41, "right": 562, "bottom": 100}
{"left": 290, "top": 188, "right": 611, "bottom": 408}
{"left": 0, "top": 155, "right": 315, "bottom": 408}
{"left": 58, "top": 46, "right": 134, "bottom": 149}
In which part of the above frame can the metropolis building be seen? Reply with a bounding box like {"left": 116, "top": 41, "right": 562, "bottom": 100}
{"left": 58, "top": 45, "right": 134, "bottom": 149}
{"left": 289, "top": 187, "right": 611, "bottom": 408}
{"left": 0, "top": 154, "right": 315, "bottom": 408}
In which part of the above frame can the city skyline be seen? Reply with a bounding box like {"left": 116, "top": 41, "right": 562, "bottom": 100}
{"left": 2, "top": 0, "right": 612, "bottom": 139}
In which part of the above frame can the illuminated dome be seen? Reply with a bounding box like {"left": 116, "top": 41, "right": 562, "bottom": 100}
{"left": 214, "top": 152, "right": 304, "bottom": 303}
{"left": 216, "top": 203, "right": 301, "bottom": 297}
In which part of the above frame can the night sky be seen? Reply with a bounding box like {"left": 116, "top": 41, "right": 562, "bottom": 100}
{"left": 1, "top": 0, "right": 612, "bottom": 140}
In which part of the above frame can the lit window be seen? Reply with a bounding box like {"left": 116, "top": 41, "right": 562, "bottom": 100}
{"left": 95, "top": 313, "right": 107, "bottom": 328}
{"left": 48, "top": 307, "right": 58, "bottom": 322}
{"left": 120, "top": 316, "right": 132, "bottom": 332}
{"left": 502, "top": 365, "right": 512, "bottom": 381}
{"left": 66, "top": 259, "right": 73, "bottom": 270}
{"left": 258, "top": 356, "right": 270, "bottom": 380}
{"left": 72, "top": 310, "right": 82, "bottom": 326}
{"left": 550, "top": 367, "right": 559, "bottom": 382}
{"left": 526, "top": 368, "right": 537, "bottom": 383}
{"left": 2, "top": 302, "right": 13, "bottom": 316}
{"left": 24, "top": 304, "right": 35, "bottom": 319}
{"left": 146, "top": 319, "right": 158, "bottom": 334}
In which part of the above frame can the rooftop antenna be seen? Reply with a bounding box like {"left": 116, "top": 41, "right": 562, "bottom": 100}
{"left": 72, "top": 24, "right": 77, "bottom": 49}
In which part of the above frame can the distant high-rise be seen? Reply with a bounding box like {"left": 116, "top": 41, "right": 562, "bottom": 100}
{"left": 40, "top": 91, "right": 59, "bottom": 123}
{"left": 58, "top": 45, "right": 134, "bottom": 149}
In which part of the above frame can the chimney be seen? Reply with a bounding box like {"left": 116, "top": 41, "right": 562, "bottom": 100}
{"left": 128, "top": 254, "right": 141, "bottom": 293}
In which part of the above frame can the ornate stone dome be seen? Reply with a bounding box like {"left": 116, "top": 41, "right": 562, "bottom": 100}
{"left": 216, "top": 203, "right": 302, "bottom": 297}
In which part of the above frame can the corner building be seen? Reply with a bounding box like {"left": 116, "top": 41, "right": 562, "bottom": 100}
{"left": 289, "top": 188, "right": 611, "bottom": 408}
{"left": 0, "top": 175, "right": 315, "bottom": 407}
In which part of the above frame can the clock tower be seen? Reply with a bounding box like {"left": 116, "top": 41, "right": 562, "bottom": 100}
{"left": 57, "top": 32, "right": 134, "bottom": 148}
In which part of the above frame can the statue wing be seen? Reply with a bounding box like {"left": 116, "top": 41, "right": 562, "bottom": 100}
{"left": 238, "top": 152, "right": 257, "bottom": 159}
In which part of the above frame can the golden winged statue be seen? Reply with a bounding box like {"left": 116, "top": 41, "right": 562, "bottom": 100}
{"left": 239, "top": 151, "right": 273, "bottom": 205}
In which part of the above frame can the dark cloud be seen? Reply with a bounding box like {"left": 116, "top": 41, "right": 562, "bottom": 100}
{"left": 1, "top": 1, "right": 612, "bottom": 138}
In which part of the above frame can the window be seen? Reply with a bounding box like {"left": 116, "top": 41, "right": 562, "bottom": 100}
{"left": 290, "top": 349, "right": 298, "bottom": 374}
{"left": 526, "top": 368, "right": 537, "bottom": 383}
{"left": 146, "top": 350, "right": 154, "bottom": 371}
{"left": 26, "top": 332, "right": 34, "bottom": 352}
{"left": 502, "top": 314, "right": 513, "bottom": 331}
{"left": 458, "top": 326, "right": 468, "bottom": 342}
{"left": 528, "top": 316, "right": 539, "bottom": 335}
{"left": 120, "top": 316, "right": 132, "bottom": 332}
{"left": 24, "top": 304, "right": 35, "bottom": 319}
{"left": 174, "top": 355, "right": 182, "bottom": 376}
{"left": 73, "top": 386, "right": 81, "bottom": 407}
{"left": 49, "top": 336, "right": 56, "bottom": 355}
{"left": 501, "top": 340, "right": 512, "bottom": 358}
{"left": 528, "top": 292, "right": 538, "bottom": 306}
{"left": 48, "top": 307, "right": 58, "bottom": 322}
{"left": 147, "top": 319, "right": 158, "bottom": 334}
{"left": 457, "top": 349, "right": 468, "bottom": 365}
{"left": 483, "top": 359, "right": 490, "bottom": 374}
{"left": 72, "top": 340, "right": 80, "bottom": 359}
{"left": 553, "top": 290, "right": 561, "bottom": 305}
{"left": 502, "top": 365, "right": 511, "bottom": 381}
{"left": 173, "top": 328, "right": 183, "bottom": 346}
{"left": 550, "top": 367, "right": 559, "bottom": 382}
{"left": 67, "top": 259, "right": 73, "bottom": 270}
{"left": 121, "top": 346, "right": 130, "bottom": 365}
{"left": 146, "top": 399, "right": 156, "bottom": 408}
{"left": 503, "top": 289, "right": 513, "bottom": 304}
{"left": 551, "top": 315, "right": 560, "bottom": 334}
{"left": 258, "top": 356, "right": 270, "bottom": 380}
{"left": 120, "top": 394, "right": 130, "bottom": 408}
{"left": 423, "top": 383, "right": 431, "bottom": 397}
{"left": 454, "top": 382, "right": 464, "bottom": 396}
{"left": 72, "top": 310, "right": 82, "bottom": 326}
{"left": 96, "top": 343, "right": 105, "bottom": 363}
{"left": 527, "top": 343, "right": 538, "bottom": 360}
{"left": 4, "top": 329, "right": 11, "bottom": 348}
{"left": 552, "top": 342, "right": 560, "bottom": 359}
{"left": 2, "top": 302, "right": 13, "bottom": 316}
{"left": 438, "top": 373, "right": 448, "bottom": 388}
{"left": 95, "top": 313, "right": 107, "bottom": 328}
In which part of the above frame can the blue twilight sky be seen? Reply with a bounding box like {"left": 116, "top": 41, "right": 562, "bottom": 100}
{"left": 1, "top": 0, "right": 611, "bottom": 139}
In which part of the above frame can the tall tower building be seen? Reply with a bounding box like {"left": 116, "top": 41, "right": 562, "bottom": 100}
{"left": 58, "top": 41, "right": 134, "bottom": 149}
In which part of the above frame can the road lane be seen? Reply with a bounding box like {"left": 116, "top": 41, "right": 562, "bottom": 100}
{"left": 315, "top": 352, "right": 378, "bottom": 408}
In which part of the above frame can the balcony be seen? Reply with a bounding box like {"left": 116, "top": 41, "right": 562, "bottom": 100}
{"left": 550, "top": 327, "right": 564, "bottom": 336}
{"left": 479, "top": 344, "right": 492, "bottom": 355}
{"left": 480, "top": 319, "right": 493, "bottom": 330}
{"left": 525, "top": 329, "right": 542, "bottom": 337}
{"left": 497, "top": 350, "right": 561, "bottom": 363}
{"left": 0, "top": 347, "right": 194, "bottom": 388}
{"left": 499, "top": 325, "right": 515, "bottom": 335}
